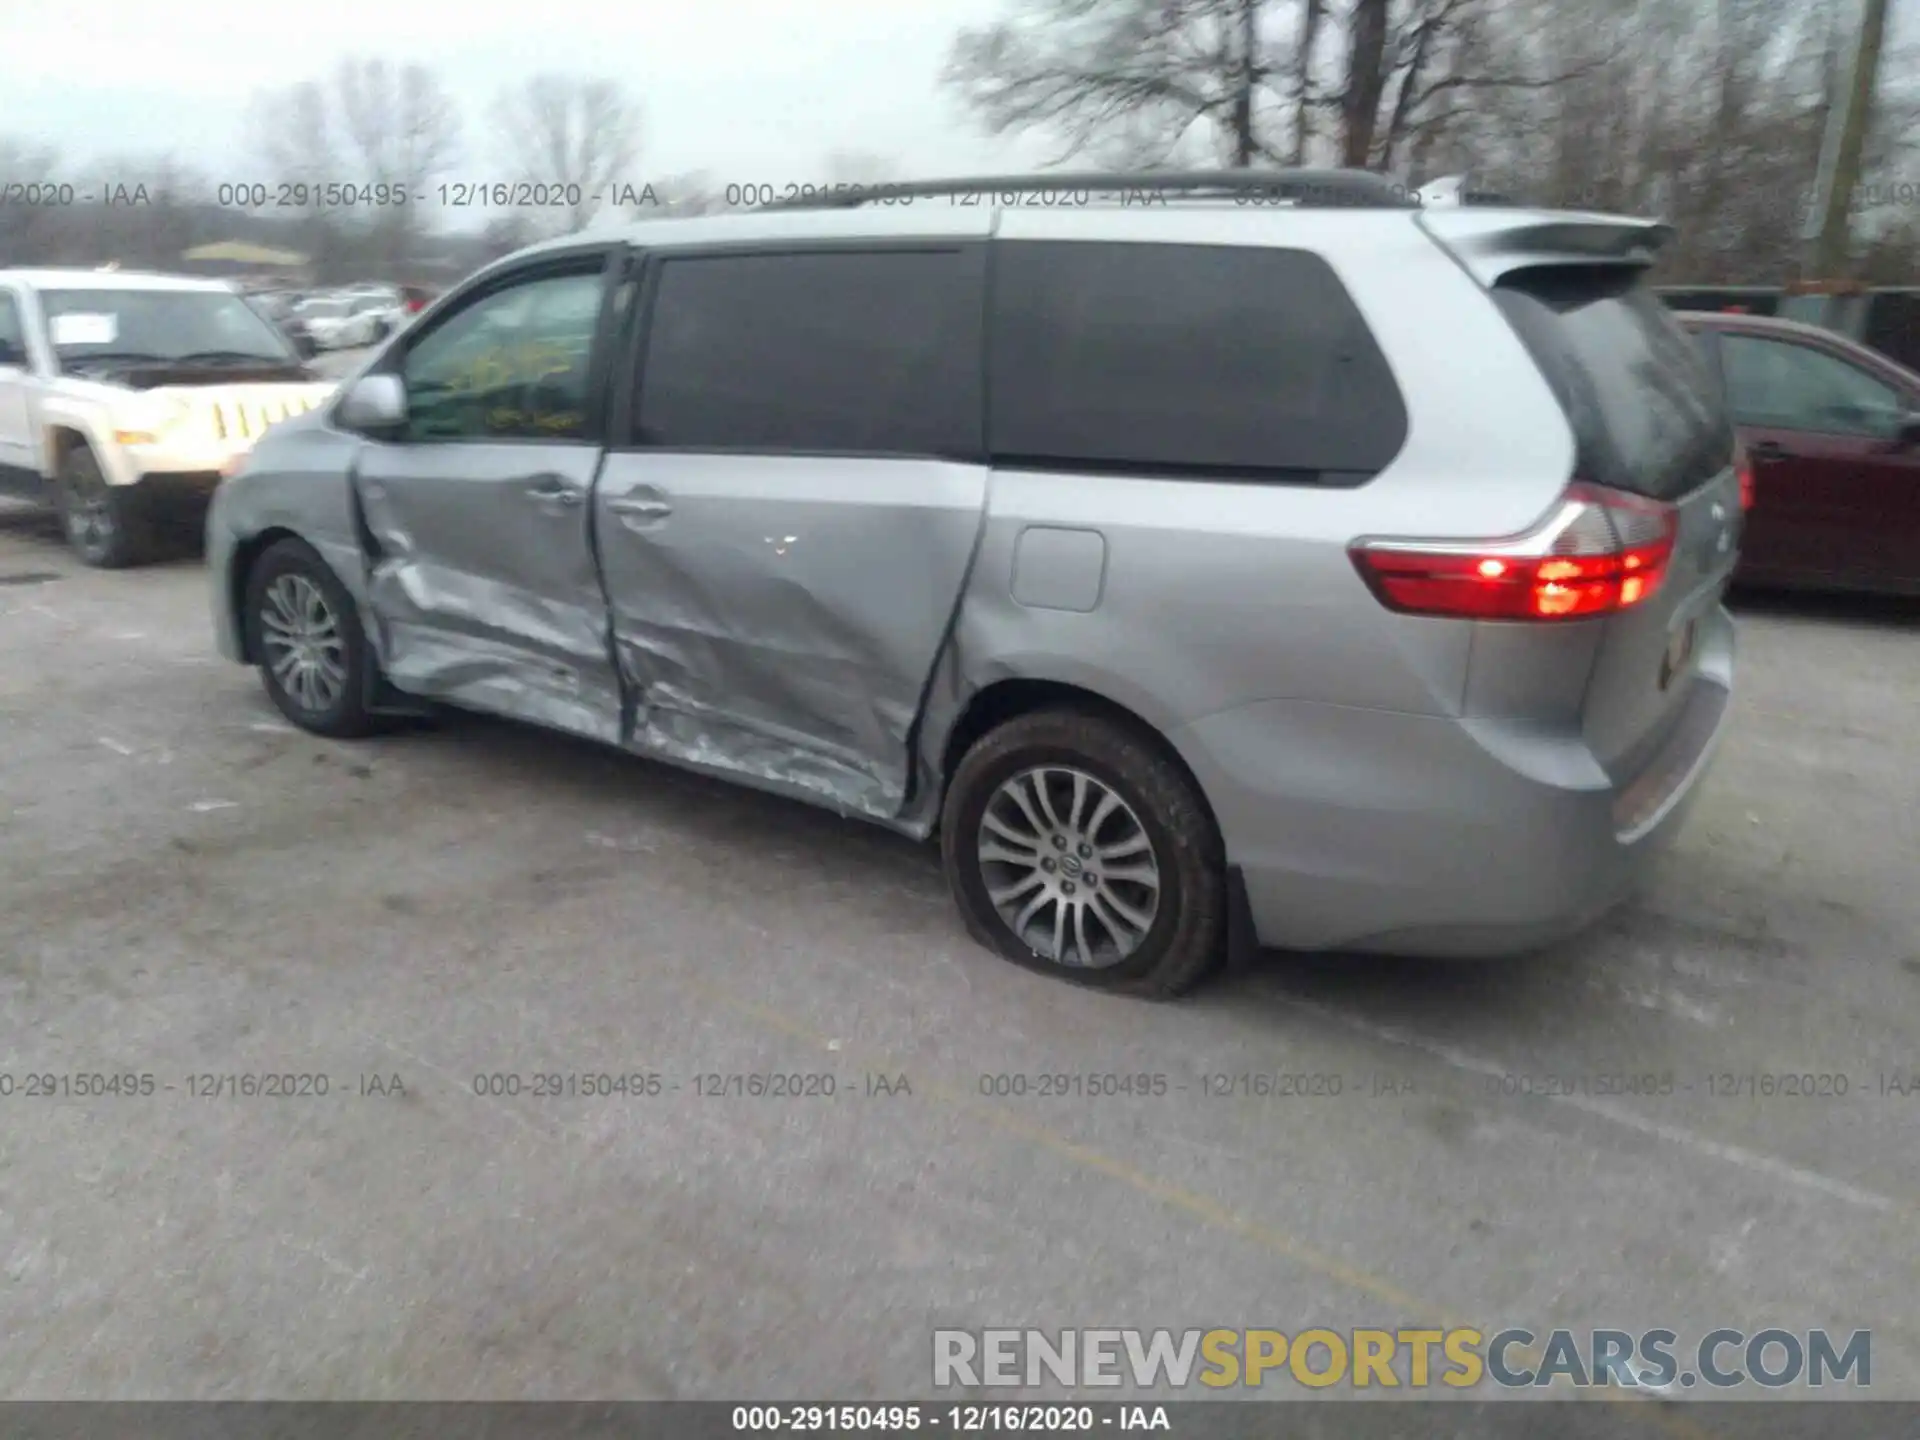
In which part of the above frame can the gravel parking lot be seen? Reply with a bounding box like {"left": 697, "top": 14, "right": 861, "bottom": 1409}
{"left": 2, "top": 462, "right": 1917, "bottom": 1412}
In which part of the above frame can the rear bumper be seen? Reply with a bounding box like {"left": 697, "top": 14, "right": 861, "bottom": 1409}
{"left": 1174, "top": 611, "right": 1735, "bottom": 958}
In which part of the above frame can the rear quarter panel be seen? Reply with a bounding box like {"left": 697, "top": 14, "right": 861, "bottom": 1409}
{"left": 933, "top": 208, "right": 1580, "bottom": 754}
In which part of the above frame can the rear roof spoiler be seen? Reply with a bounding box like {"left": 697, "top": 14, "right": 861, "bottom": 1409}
{"left": 1414, "top": 208, "right": 1674, "bottom": 287}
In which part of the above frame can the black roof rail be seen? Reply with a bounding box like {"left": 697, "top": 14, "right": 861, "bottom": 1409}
{"left": 757, "top": 169, "right": 1421, "bottom": 212}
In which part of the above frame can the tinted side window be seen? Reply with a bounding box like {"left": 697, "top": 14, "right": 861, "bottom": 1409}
{"left": 634, "top": 249, "right": 983, "bottom": 458}
{"left": 987, "top": 241, "right": 1407, "bottom": 481}
{"left": 0, "top": 294, "right": 23, "bottom": 360}
{"left": 401, "top": 270, "right": 605, "bottom": 443}
{"left": 1719, "top": 334, "right": 1905, "bottom": 439}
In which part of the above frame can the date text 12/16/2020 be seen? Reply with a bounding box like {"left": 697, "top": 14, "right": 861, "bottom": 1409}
{"left": 206, "top": 181, "right": 666, "bottom": 210}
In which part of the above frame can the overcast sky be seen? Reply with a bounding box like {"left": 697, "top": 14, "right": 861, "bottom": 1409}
{"left": 0, "top": 0, "right": 1056, "bottom": 202}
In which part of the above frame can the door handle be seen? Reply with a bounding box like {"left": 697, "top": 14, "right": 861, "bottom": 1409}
{"left": 1748, "top": 440, "right": 1791, "bottom": 461}
{"left": 524, "top": 476, "right": 584, "bottom": 508}
{"left": 614, "top": 495, "right": 683, "bottom": 529}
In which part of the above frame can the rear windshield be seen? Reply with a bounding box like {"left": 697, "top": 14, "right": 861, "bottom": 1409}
{"left": 1495, "top": 267, "right": 1734, "bottom": 500}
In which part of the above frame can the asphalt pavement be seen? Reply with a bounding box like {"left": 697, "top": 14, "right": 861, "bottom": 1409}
{"left": 310, "top": 345, "right": 375, "bottom": 380}
{"left": 1, "top": 480, "right": 1917, "bottom": 1412}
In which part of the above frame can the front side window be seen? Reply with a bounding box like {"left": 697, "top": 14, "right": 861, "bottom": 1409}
{"left": 634, "top": 248, "right": 983, "bottom": 457}
{"left": 1718, "top": 334, "right": 1905, "bottom": 439}
{"left": 400, "top": 270, "right": 606, "bottom": 442}
{"left": 987, "top": 241, "right": 1408, "bottom": 481}
{"left": 0, "top": 294, "right": 24, "bottom": 362}
{"left": 38, "top": 287, "right": 295, "bottom": 368}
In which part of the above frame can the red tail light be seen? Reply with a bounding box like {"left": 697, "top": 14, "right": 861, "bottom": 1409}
{"left": 1733, "top": 442, "right": 1754, "bottom": 511}
{"left": 407, "top": 298, "right": 425, "bottom": 313}
{"left": 1349, "top": 482, "right": 1678, "bottom": 621}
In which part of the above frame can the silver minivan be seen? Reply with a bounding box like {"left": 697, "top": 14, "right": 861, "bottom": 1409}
{"left": 207, "top": 171, "right": 1742, "bottom": 996}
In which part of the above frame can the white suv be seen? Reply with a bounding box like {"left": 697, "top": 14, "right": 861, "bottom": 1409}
{"left": 0, "top": 269, "right": 337, "bottom": 566}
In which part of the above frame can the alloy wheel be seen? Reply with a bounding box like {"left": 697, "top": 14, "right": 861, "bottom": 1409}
{"left": 976, "top": 765, "right": 1163, "bottom": 968}
{"left": 260, "top": 573, "right": 348, "bottom": 714}
{"left": 62, "top": 472, "right": 115, "bottom": 561}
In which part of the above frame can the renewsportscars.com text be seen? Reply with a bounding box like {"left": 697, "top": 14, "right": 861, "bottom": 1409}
{"left": 932, "top": 1327, "right": 1870, "bottom": 1391}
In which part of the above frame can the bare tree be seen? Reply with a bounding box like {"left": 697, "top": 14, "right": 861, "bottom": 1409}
{"left": 945, "top": 0, "right": 1291, "bottom": 168}
{"left": 248, "top": 80, "right": 336, "bottom": 185}
{"left": 246, "top": 80, "right": 342, "bottom": 273}
{"left": 0, "top": 137, "right": 67, "bottom": 264}
{"left": 491, "top": 75, "right": 643, "bottom": 236}
{"left": 1480, "top": 0, "right": 1882, "bottom": 280}
{"left": 333, "top": 59, "right": 463, "bottom": 271}
{"left": 79, "top": 154, "right": 213, "bottom": 267}
{"left": 945, "top": 0, "right": 1620, "bottom": 176}
{"left": 1339, "top": 0, "right": 1392, "bottom": 165}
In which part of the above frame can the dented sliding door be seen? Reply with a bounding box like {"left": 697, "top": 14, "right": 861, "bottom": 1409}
{"left": 597, "top": 240, "right": 990, "bottom": 818}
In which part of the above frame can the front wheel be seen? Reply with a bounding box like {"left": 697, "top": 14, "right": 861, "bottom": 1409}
{"left": 941, "top": 709, "right": 1227, "bottom": 997}
{"left": 242, "top": 537, "right": 378, "bottom": 738}
{"left": 56, "top": 446, "right": 151, "bottom": 568}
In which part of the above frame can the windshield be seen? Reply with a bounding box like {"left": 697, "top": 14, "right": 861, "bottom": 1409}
{"left": 40, "top": 287, "right": 295, "bottom": 365}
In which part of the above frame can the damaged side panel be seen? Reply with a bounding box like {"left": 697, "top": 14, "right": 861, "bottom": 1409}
{"left": 353, "top": 442, "right": 624, "bottom": 744}
{"left": 593, "top": 452, "right": 990, "bottom": 819}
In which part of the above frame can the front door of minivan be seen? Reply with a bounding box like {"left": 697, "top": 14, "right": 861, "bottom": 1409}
{"left": 349, "top": 251, "right": 628, "bottom": 742}
{"left": 595, "top": 243, "right": 990, "bottom": 820}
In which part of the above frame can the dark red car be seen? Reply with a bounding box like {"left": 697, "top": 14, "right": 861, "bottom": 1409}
{"left": 1677, "top": 311, "right": 1920, "bottom": 595}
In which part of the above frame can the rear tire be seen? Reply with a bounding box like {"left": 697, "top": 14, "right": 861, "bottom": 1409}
{"left": 941, "top": 708, "right": 1226, "bottom": 998}
{"left": 56, "top": 446, "right": 151, "bottom": 568}
{"left": 243, "top": 537, "right": 378, "bottom": 739}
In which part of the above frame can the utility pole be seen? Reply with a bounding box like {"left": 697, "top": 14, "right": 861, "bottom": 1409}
{"left": 1801, "top": 0, "right": 1889, "bottom": 279}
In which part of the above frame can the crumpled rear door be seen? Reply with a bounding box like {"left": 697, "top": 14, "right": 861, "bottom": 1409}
{"left": 595, "top": 451, "right": 988, "bottom": 817}
{"left": 594, "top": 238, "right": 992, "bottom": 818}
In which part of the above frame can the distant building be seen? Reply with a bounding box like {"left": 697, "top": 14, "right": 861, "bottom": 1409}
{"left": 178, "top": 240, "right": 313, "bottom": 288}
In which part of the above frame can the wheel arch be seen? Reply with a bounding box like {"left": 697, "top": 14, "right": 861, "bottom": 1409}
{"left": 44, "top": 422, "right": 101, "bottom": 476}
{"left": 37, "top": 407, "right": 134, "bottom": 486}
{"left": 937, "top": 676, "right": 1224, "bottom": 847}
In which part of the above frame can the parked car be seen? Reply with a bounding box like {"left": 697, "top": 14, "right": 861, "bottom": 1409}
{"left": 1660, "top": 286, "right": 1920, "bottom": 375}
{"left": 0, "top": 269, "right": 335, "bottom": 565}
{"left": 1677, "top": 310, "right": 1920, "bottom": 596}
{"left": 295, "top": 295, "right": 384, "bottom": 351}
{"left": 359, "top": 293, "right": 410, "bottom": 343}
{"left": 205, "top": 171, "right": 1742, "bottom": 995}
{"left": 244, "top": 291, "right": 319, "bottom": 360}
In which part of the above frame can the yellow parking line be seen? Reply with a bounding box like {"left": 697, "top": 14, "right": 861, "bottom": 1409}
{"left": 672, "top": 974, "right": 1720, "bottom": 1438}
